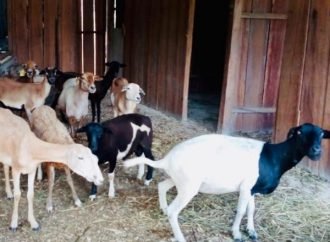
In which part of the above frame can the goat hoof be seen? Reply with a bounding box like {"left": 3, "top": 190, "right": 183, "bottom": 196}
{"left": 249, "top": 233, "right": 258, "bottom": 241}
{"left": 247, "top": 229, "right": 258, "bottom": 241}
{"left": 75, "top": 199, "right": 82, "bottom": 207}
{"left": 9, "top": 226, "right": 17, "bottom": 232}
{"left": 89, "top": 194, "right": 96, "bottom": 201}
{"left": 32, "top": 225, "right": 40, "bottom": 231}
{"left": 144, "top": 179, "right": 152, "bottom": 186}
{"left": 46, "top": 206, "right": 53, "bottom": 213}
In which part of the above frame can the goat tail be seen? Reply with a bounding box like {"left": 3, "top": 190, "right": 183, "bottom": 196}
{"left": 124, "top": 156, "right": 165, "bottom": 170}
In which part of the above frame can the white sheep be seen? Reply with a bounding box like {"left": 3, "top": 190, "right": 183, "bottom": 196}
{"left": 0, "top": 108, "right": 103, "bottom": 231}
{"left": 30, "top": 105, "right": 83, "bottom": 212}
{"left": 110, "top": 77, "right": 145, "bottom": 117}
{"left": 57, "top": 72, "right": 100, "bottom": 136}
{"left": 124, "top": 123, "right": 328, "bottom": 242}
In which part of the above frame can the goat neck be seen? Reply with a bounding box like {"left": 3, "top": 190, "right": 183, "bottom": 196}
{"left": 29, "top": 136, "right": 70, "bottom": 164}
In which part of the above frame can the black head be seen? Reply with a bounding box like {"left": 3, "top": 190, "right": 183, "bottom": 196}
{"left": 287, "top": 123, "right": 327, "bottom": 161}
{"left": 40, "top": 67, "right": 58, "bottom": 85}
{"left": 76, "top": 123, "right": 111, "bottom": 153}
{"left": 77, "top": 123, "right": 103, "bottom": 153}
{"left": 105, "top": 61, "right": 126, "bottom": 75}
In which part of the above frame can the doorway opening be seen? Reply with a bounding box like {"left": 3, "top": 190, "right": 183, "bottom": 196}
{"left": 188, "top": 0, "right": 232, "bottom": 131}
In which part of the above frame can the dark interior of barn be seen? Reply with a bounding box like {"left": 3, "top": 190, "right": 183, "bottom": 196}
{"left": 188, "top": 0, "right": 232, "bottom": 131}
{"left": 0, "top": 0, "right": 8, "bottom": 53}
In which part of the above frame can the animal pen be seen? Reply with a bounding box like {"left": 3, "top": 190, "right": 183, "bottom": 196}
{"left": 0, "top": 0, "right": 330, "bottom": 241}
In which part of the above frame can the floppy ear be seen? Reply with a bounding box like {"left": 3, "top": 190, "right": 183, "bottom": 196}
{"left": 287, "top": 126, "right": 301, "bottom": 139}
{"left": 323, "top": 129, "right": 330, "bottom": 139}
{"left": 76, "top": 126, "right": 87, "bottom": 133}
{"left": 39, "top": 68, "right": 46, "bottom": 75}
{"left": 139, "top": 88, "right": 145, "bottom": 96}
{"left": 94, "top": 75, "right": 103, "bottom": 81}
{"left": 121, "top": 85, "right": 129, "bottom": 92}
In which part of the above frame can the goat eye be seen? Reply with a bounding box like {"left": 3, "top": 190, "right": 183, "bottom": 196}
{"left": 78, "top": 156, "right": 83, "bottom": 160}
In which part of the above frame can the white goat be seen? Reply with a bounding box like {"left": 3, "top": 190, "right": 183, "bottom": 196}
{"left": 110, "top": 77, "right": 145, "bottom": 117}
{"left": 124, "top": 124, "right": 328, "bottom": 242}
{"left": 30, "top": 105, "right": 83, "bottom": 212}
{"left": 0, "top": 108, "right": 103, "bottom": 231}
{"left": 57, "top": 72, "right": 99, "bottom": 136}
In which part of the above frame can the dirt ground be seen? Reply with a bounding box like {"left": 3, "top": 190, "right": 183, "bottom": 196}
{"left": 0, "top": 96, "right": 329, "bottom": 242}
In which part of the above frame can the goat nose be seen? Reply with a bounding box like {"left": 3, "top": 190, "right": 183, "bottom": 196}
{"left": 312, "top": 145, "right": 321, "bottom": 153}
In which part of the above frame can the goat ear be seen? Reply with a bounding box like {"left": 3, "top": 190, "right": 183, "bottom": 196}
{"left": 323, "top": 129, "right": 330, "bottom": 139}
{"left": 121, "top": 85, "right": 129, "bottom": 92}
{"left": 287, "top": 126, "right": 301, "bottom": 139}
{"left": 76, "top": 126, "right": 87, "bottom": 133}
{"left": 21, "top": 63, "right": 27, "bottom": 68}
{"left": 140, "top": 88, "right": 145, "bottom": 96}
{"left": 94, "top": 75, "right": 103, "bottom": 81}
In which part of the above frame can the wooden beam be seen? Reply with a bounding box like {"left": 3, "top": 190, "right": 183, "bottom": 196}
{"left": 241, "top": 12, "right": 287, "bottom": 20}
{"left": 232, "top": 107, "right": 275, "bottom": 113}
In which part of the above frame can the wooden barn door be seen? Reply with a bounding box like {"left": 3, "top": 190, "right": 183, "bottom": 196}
{"left": 79, "top": 0, "right": 107, "bottom": 75}
{"left": 219, "top": 0, "right": 289, "bottom": 133}
{"left": 7, "top": 0, "right": 80, "bottom": 71}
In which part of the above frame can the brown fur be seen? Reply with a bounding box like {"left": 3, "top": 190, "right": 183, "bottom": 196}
{"left": 0, "top": 76, "right": 51, "bottom": 121}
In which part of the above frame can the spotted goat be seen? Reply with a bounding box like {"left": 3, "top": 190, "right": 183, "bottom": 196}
{"left": 77, "top": 113, "right": 155, "bottom": 200}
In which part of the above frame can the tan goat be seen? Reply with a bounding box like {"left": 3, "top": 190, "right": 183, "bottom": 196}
{"left": 30, "top": 105, "right": 83, "bottom": 212}
{"left": 0, "top": 70, "right": 55, "bottom": 121}
{"left": 0, "top": 108, "right": 103, "bottom": 231}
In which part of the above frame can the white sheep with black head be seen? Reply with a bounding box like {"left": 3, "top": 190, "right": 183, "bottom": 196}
{"left": 124, "top": 123, "right": 330, "bottom": 242}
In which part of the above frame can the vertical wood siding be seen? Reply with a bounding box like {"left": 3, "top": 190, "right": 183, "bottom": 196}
{"left": 275, "top": 0, "right": 330, "bottom": 180}
{"left": 7, "top": 0, "right": 79, "bottom": 71}
{"left": 123, "top": 0, "right": 194, "bottom": 117}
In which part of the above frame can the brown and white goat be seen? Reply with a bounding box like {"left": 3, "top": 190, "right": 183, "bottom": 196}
{"left": 57, "top": 72, "right": 100, "bottom": 136}
{"left": 110, "top": 77, "right": 145, "bottom": 117}
{"left": 0, "top": 108, "right": 103, "bottom": 231}
{"left": 6, "top": 60, "right": 40, "bottom": 82}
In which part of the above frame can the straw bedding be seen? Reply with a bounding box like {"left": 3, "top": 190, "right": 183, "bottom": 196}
{"left": 0, "top": 98, "right": 329, "bottom": 242}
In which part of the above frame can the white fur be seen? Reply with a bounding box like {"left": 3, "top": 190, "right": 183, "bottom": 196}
{"left": 57, "top": 74, "right": 97, "bottom": 136}
{"left": 124, "top": 134, "right": 264, "bottom": 242}
{"left": 110, "top": 80, "right": 145, "bottom": 117}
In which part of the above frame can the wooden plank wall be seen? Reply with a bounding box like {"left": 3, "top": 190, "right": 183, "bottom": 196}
{"left": 220, "top": 0, "right": 288, "bottom": 133}
{"left": 275, "top": 0, "right": 330, "bottom": 180}
{"left": 7, "top": 0, "right": 80, "bottom": 71}
{"left": 123, "top": 0, "right": 195, "bottom": 117}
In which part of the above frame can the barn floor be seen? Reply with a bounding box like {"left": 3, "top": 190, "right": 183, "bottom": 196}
{"left": 188, "top": 92, "right": 220, "bottom": 132}
{"left": 0, "top": 94, "right": 330, "bottom": 242}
